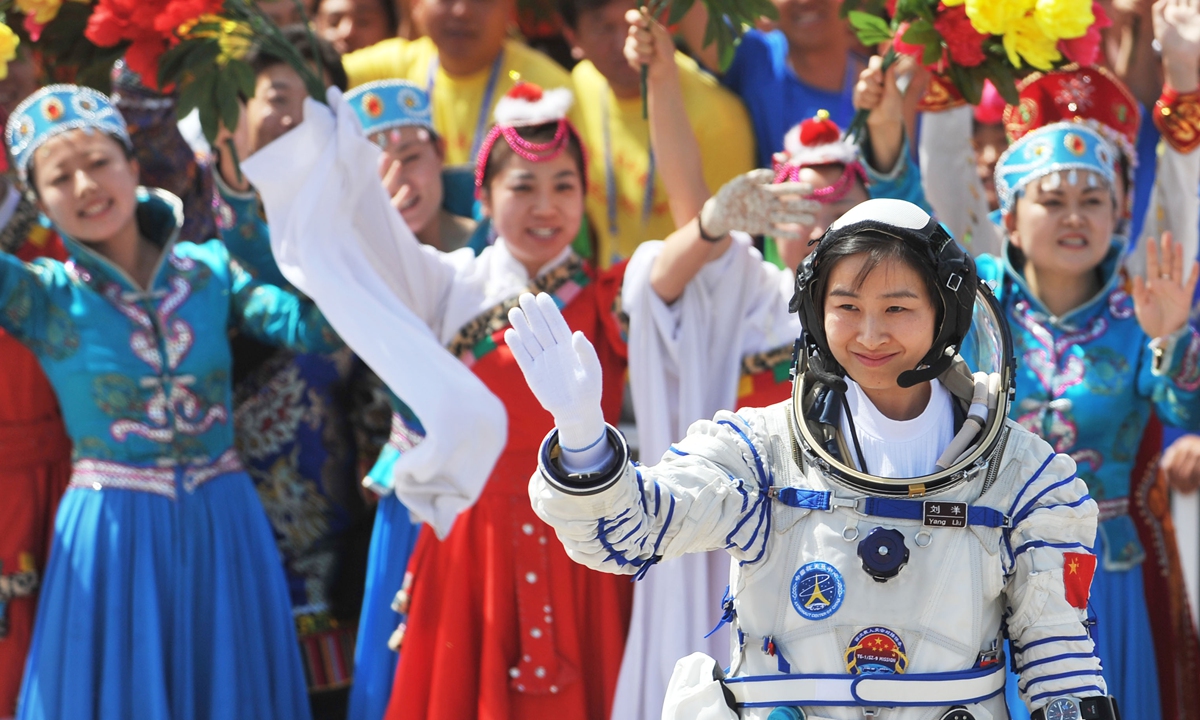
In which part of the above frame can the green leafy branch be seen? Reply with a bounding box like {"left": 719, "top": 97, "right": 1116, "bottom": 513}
{"left": 637, "top": 0, "right": 779, "bottom": 117}
{"left": 157, "top": 0, "right": 325, "bottom": 147}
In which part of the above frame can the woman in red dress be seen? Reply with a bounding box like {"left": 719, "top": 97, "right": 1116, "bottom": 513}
{"left": 0, "top": 187, "right": 71, "bottom": 719}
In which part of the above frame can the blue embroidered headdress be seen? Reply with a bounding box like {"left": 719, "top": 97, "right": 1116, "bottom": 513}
{"left": 994, "top": 121, "right": 1117, "bottom": 216}
{"left": 5, "top": 84, "right": 132, "bottom": 183}
{"left": 344, "top": 80, "right": 434, "bottom": 144}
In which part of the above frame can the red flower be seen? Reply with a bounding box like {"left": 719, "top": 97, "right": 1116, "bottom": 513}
{"left": 891, "top": 22, "right": 928, "bottom": 60}
{"left": 85, "top": 0, "right": 219, "bottom": 89}
{"left": 1058, "top": 2, "right": 1110, "bottom": 66}
{"left": 885, "top": 0, "right": 898, "bottom": 19}
{"left": 932, "top": 3, "right": 987, "bottom": 67}
{"left": 153, "top": 0, "right": 223, "bottom": 34}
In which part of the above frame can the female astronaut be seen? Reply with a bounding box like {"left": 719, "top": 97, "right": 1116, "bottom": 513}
{"left": 504, "top": 197, "right": 1120, "bottom": 720}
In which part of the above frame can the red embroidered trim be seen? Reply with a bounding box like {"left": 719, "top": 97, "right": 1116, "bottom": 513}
{"left": 917, "top": 73, "right": 966, "bottom": 113}
{"left": 1153, "top": 86, "right": 1200, "bottom": 154}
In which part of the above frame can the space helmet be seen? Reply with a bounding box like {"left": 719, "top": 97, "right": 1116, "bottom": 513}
{"left": 788, "top": 199, "right": 1015, "bottom": 497}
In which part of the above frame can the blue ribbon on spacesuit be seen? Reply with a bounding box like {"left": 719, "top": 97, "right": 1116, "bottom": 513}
{"left": 770, "top": 487, "right": 1009, "bottom": 528}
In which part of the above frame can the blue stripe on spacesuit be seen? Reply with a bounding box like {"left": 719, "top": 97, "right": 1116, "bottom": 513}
{"left": 1011, "top": 633, "right": 1091, "bottom": 654}
{"left": 634, "top": 468, "right": 649, "bottom": 516}
{"left": 1011, "top": 540, "right": 1096, "bottom": 558}
{"left": 1019, "top": 669, "right": 1105, "bottom": 693}
{"left": 717, "top": 418, "right": 773, "bottom": 565}
{"left": 1011, "top": 475, "right": 1079, "bottom": 528}
{"left": 719, "top": 419, "right": 772, "bottom": 488}
{"left": 737, "top": 495, "right": 770, "bottom": 561}
{"left": 726, "top": 491, "right": 765, "bottom": 549}
{"left": 650, "top": 490, "right": 676, "bottom": 557}
{"left": 1016, "top": 652, "right": 1101, "bottom": 673}
{"left": 1029, "top": 685, "right": 1105, "bottom": 703}
{"left": 1006, "top": 452, "right": 1063, "bottom": 519}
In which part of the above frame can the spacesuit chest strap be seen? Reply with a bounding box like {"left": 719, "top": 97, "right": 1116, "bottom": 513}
{"left": 722, "top": 661, "right": 1005, "bottom": 709}
{"left": 769, "top": 488, "right": 1010, "bottom": 528}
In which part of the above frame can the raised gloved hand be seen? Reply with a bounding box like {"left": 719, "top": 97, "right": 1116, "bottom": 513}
{"left": 505, "top": 292, "right": 612, "bottom": 472}
{"left": 698, "top": 168, "right": 819, "bottom": 241}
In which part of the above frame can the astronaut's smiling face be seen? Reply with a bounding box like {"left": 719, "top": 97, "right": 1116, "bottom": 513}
{"left": 822, "top": 253, "right": 937, "bottom": 421}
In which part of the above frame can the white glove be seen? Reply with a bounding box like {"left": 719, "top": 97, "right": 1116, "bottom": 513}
{"left": 699, "top": 168, "right": 818, "bottom": 241}
{"left": 505, "top": 292, "right": 613, "bottom": 473}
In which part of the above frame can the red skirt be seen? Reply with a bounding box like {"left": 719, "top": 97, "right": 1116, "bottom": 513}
{"left": 385, "top": 490, "right": 632, "bottom": 720}
{"left": 0, "top": 416, "right": 72, "bottom": 717}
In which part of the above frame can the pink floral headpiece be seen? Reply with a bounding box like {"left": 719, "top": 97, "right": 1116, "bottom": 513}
{"left": 773, "top": 110, "right": 868, "bottom": 205}
{"left": 474, "top": 82, "right": 588, "bottom": 196}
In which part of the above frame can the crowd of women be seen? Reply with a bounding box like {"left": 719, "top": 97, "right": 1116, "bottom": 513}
{"left": 3, "top": 0, "right": 1200, "bottom": 719}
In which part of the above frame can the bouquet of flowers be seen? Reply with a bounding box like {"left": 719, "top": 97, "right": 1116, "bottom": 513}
{"left": 81, "top": 0, "right": 324, "bottom": 148}
{"left": 0, "top": 0, "right": 133, "bottom": 89}
{"left": 842, "top": 0, "right": 1107, "bottom": 109}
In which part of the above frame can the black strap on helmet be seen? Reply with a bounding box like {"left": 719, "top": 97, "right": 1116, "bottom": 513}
{"left": 789, "top": 199, "right": 977, "bottom": 390}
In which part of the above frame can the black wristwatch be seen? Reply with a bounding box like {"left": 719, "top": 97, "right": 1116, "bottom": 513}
{"left": 1031, "top": 696, "right": 1120, "bottom": 720}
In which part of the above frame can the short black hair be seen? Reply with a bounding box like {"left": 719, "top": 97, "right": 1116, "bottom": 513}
{"left": 558, "top": 0, "right": 624, "bottom": 29}
{"left": 317, "top": 0, "right": 399, "bottom": 33}
{"left": 813, "top": 229, "right": 943, "bottom": 327}
{"left": 246, "top": 24, "right": 348, "bottom": 92}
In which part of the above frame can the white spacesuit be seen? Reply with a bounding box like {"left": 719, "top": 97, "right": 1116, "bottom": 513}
{"left": 507, "top": 200, "right": 1117, "bottom": 720}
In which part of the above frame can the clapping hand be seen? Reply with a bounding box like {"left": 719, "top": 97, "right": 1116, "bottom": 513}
{"left": 699, "top": 169, "right": 819, "bottom": 241}
{"left": 1154, "top": 0, "right": 1200, "bottom": 92}
{"left": 1132, "top": 232, "right": 1199, "bottom": 340}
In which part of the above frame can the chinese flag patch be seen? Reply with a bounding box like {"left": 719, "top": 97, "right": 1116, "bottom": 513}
{"left": 1063, "top": 552, "right": 1098, "bottom": 609}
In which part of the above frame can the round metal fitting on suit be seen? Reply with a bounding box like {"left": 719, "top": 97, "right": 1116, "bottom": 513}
{"left": 915, "top": 530, "right": 933, "bottom": 548}
{"left": 939, "top": 706, "right": 975, "bottom": 720}
{"left": 856, "top": 527, "right": 910, "bottom": 582}
{"left": 842, "top": 525, "right": 859, "bottom": 542}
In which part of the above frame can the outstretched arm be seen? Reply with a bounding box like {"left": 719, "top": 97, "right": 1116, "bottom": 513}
{"left": 1133, "top": 0, "right": 1200, "bottom": 279}
{"left": 506, "top": 292, "right": 779, "bottom": 571}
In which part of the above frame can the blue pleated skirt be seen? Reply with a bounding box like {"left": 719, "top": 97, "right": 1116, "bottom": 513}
{"left": 1005, "top": 557, "right": 1160, "bottom": 718}
{"left": 17, "top": 471, "right": 312, "bottom": 720}
{"left": 345, "top": 492, "right": 421, "bottom": 720}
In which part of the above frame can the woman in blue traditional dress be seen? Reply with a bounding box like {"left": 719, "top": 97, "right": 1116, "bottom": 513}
{"left": 2, "top": 84, "right": 332, "bottom": 720}
{"left": 978, "top": 120, "right": 1200, "bottom": 719}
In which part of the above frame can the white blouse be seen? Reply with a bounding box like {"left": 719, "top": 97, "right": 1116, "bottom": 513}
{"left": 838, "top": 378, "right": 956, "bottom": 479}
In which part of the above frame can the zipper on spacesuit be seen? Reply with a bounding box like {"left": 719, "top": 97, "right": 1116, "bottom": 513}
{"left": 980, "top": 426, "right": 1011, "bottom": 495}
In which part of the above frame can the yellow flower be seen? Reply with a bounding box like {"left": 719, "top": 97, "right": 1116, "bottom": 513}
{"left": 15, "top": 0, "right": 85, "bottom": 26}
{"left": 942, "top": 0, "right": 965, "bottom": 6}
{"left": 1003, "top": 13, "right": 1063, "bottom": 70}
{"left": 1034, "top": 0, "right": 1094, "bottom": 40}
{"left": 178, "top": 14, "right": 253, "bottom": 64}
{"left": 965, "top": 0, "right": 1034, "bottom": 35}
{"left": 0, "top": 24, "right": 19, "bottom": 81}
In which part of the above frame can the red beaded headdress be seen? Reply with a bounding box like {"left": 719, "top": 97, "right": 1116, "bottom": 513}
{"left": 474, "top": 81, "right": 587, "bottom": 195}
{"left": 1004, "top": 64, "right": 1140, "bottom": 166}
{"left": 773, "top": 110, "right": 868, "bottom": 204}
